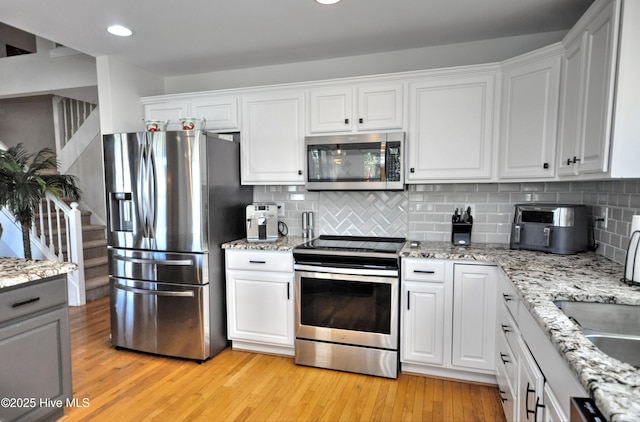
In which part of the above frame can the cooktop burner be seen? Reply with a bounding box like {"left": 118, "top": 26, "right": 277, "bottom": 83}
{"left": 294, "top": 235, "right": 406, "bottom": 256}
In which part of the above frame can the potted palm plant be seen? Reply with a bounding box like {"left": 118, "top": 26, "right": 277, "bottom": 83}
{"left": 0, "top": 143, "right": 81, "bottom": 260}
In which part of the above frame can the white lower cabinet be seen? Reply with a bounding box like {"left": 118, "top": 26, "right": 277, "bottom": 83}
{"left": 401, "top": 258, "right": 496, "bottom": 383}
{"left": 452, "top": 264, "right": 496, "bottom": 372}
{"left": 402, "top": 281, "right": 446, "bottom": 366}
{"left": 517, "top": 336, "right": 545, "bottom": 422}
{"left": 495, "top": 271, "right": 587, "bottom": 422}
{"left": 225, "top": 250, "right": 295, "bottom": 356}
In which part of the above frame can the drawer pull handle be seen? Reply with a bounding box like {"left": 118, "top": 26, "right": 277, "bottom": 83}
{"left": 503, "top": 293, "right": 513, "bottom": 302}
{"left": 414, "top": 270, "right": 435, "bottom": 274}
{"left": 249, "top": 260, "right": 266, "bottom": 264}
{"left": 500, "top": 353, "right": 511, "bottom": 365}
{"left": 12, "top": 297, "right": 41, "bottom": 308}
{"left": 499, "top": 390, "right": 508, "bottom": 403}
{"left": 501, "top": 324, "right": 511, "bottom": 334}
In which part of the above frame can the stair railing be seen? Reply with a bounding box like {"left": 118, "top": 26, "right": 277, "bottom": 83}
{"left": 32, "top": 192, "right": 86, "bottom": 306}
{"left": 53, "top": 96, "right": 97, "bottom": 148}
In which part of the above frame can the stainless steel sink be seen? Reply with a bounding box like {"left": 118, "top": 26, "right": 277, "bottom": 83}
{"left": 553, "top": 300, "right": 640, "bottom": 367}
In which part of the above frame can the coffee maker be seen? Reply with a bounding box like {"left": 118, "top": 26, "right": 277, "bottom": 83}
{"left": 246, "top": 203, "right": 278, "bottom": 242}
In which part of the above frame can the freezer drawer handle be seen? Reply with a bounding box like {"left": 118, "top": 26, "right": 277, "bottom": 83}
{"left": 114, "top": 283, "right": 195, "bottom": 297}
{"left": 113, "top": 254, "right": 193, "bottom": 266}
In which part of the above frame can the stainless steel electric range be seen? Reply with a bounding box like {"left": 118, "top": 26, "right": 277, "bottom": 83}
{"left": 293, "top": 235, "right": 405, "bottom": 379}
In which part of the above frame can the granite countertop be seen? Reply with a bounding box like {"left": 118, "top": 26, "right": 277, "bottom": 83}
{"left": 224, "top": 237, "right": 640, "bottom": 420}
{"left": 0, "top": 257, "right": 77, "bottom": 289}
{"left": 401, "top": 241, "right": 640, "bottom": 422}
{"left": 222, "top": 235, "right": 307, "bottom": 251}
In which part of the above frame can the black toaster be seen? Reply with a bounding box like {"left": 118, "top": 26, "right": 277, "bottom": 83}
{"left": 509, "top": 204, "right": 590, "bottom": 255}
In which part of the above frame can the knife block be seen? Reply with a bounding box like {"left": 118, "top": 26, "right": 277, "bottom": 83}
{"left": 452, "top": 222, "right": 472, "bottom": 245}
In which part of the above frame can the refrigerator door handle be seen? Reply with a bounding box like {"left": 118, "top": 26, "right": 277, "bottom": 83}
{"left": 114, "top": 283, "right": 195, "bottom": 297}
{"left": 137, "top": 142, "right": 149, "bottom": 238}
{"left": 147, "top": 142, "right": 157, "bottom": 239}
{"left": 113, "top": 254, "right": 194, "bottom": 266}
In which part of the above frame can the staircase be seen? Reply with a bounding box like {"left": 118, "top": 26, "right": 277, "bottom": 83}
{"left": 34, "top": 198, "right": 109, "bottom": 302}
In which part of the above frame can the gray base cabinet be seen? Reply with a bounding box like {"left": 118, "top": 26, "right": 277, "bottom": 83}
{"left": 0, "top": 275, "right": 72, "bottom": 422}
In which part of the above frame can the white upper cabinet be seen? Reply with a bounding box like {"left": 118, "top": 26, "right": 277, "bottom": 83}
{"left": 190, "top": 97, "right": 239, "bottom": 131}
{"left": 144, "top": 100, "right": 189, "bottom": 131}
{"left": 498, "top": 45, "right": 562, "bottom": 180}
{"left": 241, "top": 89, "right": 305, "bottom": 185}
{"left": 144, "top": 96, "right": 239, "bottom": 131}
{"left": 407, "top": 67, "right": 497, "bottom": 182}
{"left": 307, "top": 83, "right": 403, "bottom": 133}
{"left": 557, "top": 0, "right": 620, "bottom": 177}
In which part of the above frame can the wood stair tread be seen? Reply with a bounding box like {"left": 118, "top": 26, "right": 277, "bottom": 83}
{"left": 84, "top": 256, "right": 108, "bottom": 268}
{"left": 83, "top": 239, "right": 108, "bottom": 248}
{"left": 85, "top": 275, "right": 109, "bottom": 290}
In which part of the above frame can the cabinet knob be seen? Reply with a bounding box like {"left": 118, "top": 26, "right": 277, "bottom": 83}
{"left": 359, "top": 118, "right": 364, "bottom": 124}
{"left": 543, "top": 162, "right": 549, "bottom": 169}
{"left": 410, "top": 168, "right": 415, "bottom": 173}
{"left": 344, "top": 118, "right": 349, "bottom": 124}
{"left": 298, "top": 170, "right": 303, "bottom": 175}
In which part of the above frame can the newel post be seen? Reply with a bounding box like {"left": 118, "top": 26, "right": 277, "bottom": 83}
{"left": 68, "top": 202, "right": 86, "bottom": 306}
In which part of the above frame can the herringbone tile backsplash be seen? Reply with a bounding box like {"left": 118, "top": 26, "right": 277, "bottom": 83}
{"left": 253, "top": 180, "right": 640, "bottom": 265}
{"left": 319, "top": 191, "right": 408, "bottom": 237}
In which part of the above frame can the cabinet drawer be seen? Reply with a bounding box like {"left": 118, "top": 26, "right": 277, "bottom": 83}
{"left": 402, "top": 259, "right": 445, "bottom": 282}
{"left": 0, "top": 276, "right": 67, "bottom": 323}
{"left": 226, "top": 250, "right": 293, "bottom": 272}
{"left": 497, "top": 301, "right": 519, "bottom": 353}
{"left": 498, "top": 270, "right": 519, "bottom": 320}
{"left": 495, "top": 324, "right": 518, "bottom": 391}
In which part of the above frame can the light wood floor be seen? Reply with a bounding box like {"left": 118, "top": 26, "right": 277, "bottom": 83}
{"left": 60, "top": 296, "right": 506, "bottom": 421}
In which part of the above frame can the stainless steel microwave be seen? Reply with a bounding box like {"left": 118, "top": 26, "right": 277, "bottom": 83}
{"left": 304, "top": 132, "right": 404, "bottom": 191}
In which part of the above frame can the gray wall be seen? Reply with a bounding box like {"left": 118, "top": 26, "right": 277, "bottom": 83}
{"left": 255, "top": 180, "right": 640, "bottom": 265}
{"left": 0, "top": 95, "right": 55, "bottom": 152}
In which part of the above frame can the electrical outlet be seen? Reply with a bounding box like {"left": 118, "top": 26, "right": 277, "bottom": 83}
{"left": 596, "top": 207, "right": 608, "bottom": 230}
{"left": 276, "top": 202, "right": 285, "bottom": 217}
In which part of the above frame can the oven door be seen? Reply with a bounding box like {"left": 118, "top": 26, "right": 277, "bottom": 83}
{"left": 295, "top": 267, "right": 398, "bottom": 350}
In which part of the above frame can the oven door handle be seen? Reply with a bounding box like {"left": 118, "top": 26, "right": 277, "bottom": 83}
{"left": 294, "top": 263, "right": 398, "bottom": 277}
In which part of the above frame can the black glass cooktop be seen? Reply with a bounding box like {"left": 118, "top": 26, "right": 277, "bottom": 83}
{"left": 295, "top": 235, "right": 406, "bottom": 255}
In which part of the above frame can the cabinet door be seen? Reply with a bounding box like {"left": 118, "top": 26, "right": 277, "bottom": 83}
{"left": 191, "top": 97, "right": 239, "bottom": 131}
{"left": 499, "top": 51, "right": 561, "bottom": 179}
{"left": 241, "top": 91, "right": 305, "bottom": 184}
{"left": 558, "top": 0, "right": 619, "bottom": 177}
{"left": 401, "top": 281, "right": 445, "bottom": 365}
{"left": 542, "top": 384, "right": 567, "bottom": 422}
{"left": 0, "top": 308, "right": 71, "bottom": 422}
{"left": 226, "top": 270, "right": 294, "bottom": 346}
{"left": 452, "top": 264, "right": 496, "bottom": 371}
{"left": 357, "top": 84, "right": 404, "bottom": 131}
{"left": 308, "top": 87, "right": 353, "bottom": 133}
{"left": 518, "top": 336, "right": 545, "bottom": 422}
{"left": 145, "top": 100, "right": 189, "bottom": 131}
{"left": 578, "top": 1, "right": 617, "bottom": 174}
{"left": 408, "top": 72, "right": 496, "bottom": 181}
{"left": 557, "top": 36, "right": 585, "bottom": 176}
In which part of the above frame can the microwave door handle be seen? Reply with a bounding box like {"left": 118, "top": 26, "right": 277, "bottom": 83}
{"left": 380, "top": 141, "right": 387, "bottom": 181}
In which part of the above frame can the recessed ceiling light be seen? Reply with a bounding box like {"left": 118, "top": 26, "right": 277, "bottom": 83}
{"left": 315, "top": 0, "right": 341, "bottom": 4}
{"left": 107, "top": 25, "right": 133, "bottom": 37}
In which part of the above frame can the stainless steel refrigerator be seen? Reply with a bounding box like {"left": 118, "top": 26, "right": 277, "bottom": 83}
{"left": 103, "top": 130, "right": 252, "bottom": 360}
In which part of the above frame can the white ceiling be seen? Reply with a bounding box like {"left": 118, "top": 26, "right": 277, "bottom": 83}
{"left": 0, "top": 0, "right": 593, "bottom": 78}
